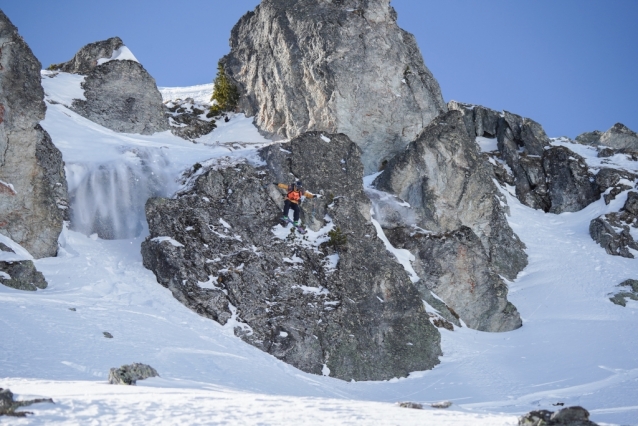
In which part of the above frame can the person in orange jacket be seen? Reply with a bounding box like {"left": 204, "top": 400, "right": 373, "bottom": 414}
{"left": 273, "top": 180, "right": 320, "bottom": 226}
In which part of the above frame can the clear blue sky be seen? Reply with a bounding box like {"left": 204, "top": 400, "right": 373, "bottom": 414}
{"left": 1, "top": 0, "right": 636, "bottom": 139}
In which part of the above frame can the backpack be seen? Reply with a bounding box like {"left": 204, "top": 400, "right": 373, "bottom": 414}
{"left": 287, "top": 184, "right": 302, "bottom": 202}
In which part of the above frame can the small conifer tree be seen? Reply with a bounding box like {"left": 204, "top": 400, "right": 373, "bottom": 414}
{"left": 208, "top": 61, "right": 239, "bottom": 117}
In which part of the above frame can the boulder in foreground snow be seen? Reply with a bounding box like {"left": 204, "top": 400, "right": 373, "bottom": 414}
{"left": 0, "top": 387, "right": 53, "bottom": 417}
{"left": 108, "top": 363, "right": 159, "bottom": 385}
{"left": 608, "top": 279, "right": 638, "bottom": 307}
{"left": 519, "top": 406, "right": 598, "bottom": 426}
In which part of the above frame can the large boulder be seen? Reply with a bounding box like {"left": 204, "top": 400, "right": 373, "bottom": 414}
{"left": 108, "top": 363, "right": 159, "bottom": 385}
{"left": 53, "top": 37, "right": 168, "bottom": 135}
{"left": 141, "top": 132, "right": 442, "bottom": 381}
{"left": 223, "top": 0, "right": 447, "bottom": 174}
{"left": 374, "top": 110, "right": 528, "bottom": 281}
{"left": 386, "top": 226, "right": 522, "bottom": 332}
{"left": 0, "top": 10, "right": 68, "bottom": 259}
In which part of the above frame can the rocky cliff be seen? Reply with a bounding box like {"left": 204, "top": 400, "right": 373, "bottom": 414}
{"left": 53, "top": 37, "right": 168, "bottom": 135}
{"left": 223, "top": 0, "right": 447, "bottom": 174}
{"left": 0, "top": 10, "right": 67, "bottom": 260}
{"left": 372, "top": 110, "right": 525, "bottom": 331}
{"left": 449, "top": 101, "right": 601, "bottom": 214}
{"left": 142, "top": 132, "right": 442, "bottom": 381}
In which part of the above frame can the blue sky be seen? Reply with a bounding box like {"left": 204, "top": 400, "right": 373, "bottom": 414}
{"left": 1, "top": 0, "right": 636, "bottom": 138}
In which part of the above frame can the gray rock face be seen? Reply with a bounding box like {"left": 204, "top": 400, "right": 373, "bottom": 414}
{"left": 386, "top": 226, "right": 522, "bottom": 332}
{"left": 0, "top": 11, "right": 68, "bottom": 258}
{"left": 0, "top": 260, "right": 47, "bottom": 291}
{"left": 142, "top": 132, "right": 441, "bottom": 381}
{"left": 519, "top": 406, "right": 598, "bottom": 426}
{"left": 374, "top": 110, "right": 528, "bottom": 281}
{"left": 590, "top": 192, "right": 638, "bottom": 258}
{"left": 71, "top": 59, "right": 169, "bottom": 135}
{"left": 50, "top": 36, "right": 124, "bottom": 75}
{"left": 448, "top": 101, "right": 500, "bottom": 138}
{"left": 223, "top": 0, "right": 447, "bottom": 174}
{"left": 576, "top": 123, "right": 638, "bottom": 150}
{"left": 492, "top": 113, "right": 599, "bottom": 214}
{"left": 108, "top": 363, "right": 159, "bottom": 385}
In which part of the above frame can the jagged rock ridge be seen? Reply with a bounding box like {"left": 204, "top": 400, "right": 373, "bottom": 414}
{"left": 0, "top": 10, "right": 68, "bottom": 262}
{"left": 142, "top": 132, "right": 442, "bottom": 381}
{"left": 449, "top": 101, "right": 601, "bottom": 214}
{"left": 223, "top": 0, "right": 447, "bottom": 174}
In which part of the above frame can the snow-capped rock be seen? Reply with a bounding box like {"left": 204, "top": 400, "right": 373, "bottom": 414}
{"left": 51, "top": 37, "right": 168, "bottom": 135}
{"left": 223, "top": 0, "right": 447, "bottom": 174}
{"left": 0, "top": 10, "right": 68, "bottom": 259}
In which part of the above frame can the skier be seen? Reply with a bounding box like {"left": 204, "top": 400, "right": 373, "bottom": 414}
{"left": 273, "top": 180, "right": 320, "bottom": 226}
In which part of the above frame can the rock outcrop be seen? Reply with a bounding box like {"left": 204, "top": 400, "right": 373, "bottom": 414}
{"left": 0, "top": 10, "right": 68, "bottom": 259}
{"left": 590, "top": 191, "right": 638, "bottom": 258}
{"left": 53, "top": 37, "right": 168, "bottom": 135}
{"left": 374, "top": 110, "right": 528, "bottom": 280}
{"left": 450, "top": 101, "right": 601, "bottom": 214}
{"left": 108, "top": 363, "right": 159, "bottom": 385}
{"left": 576, "top": 123, "right": 638, "bottom": 150}
{"left": 370, "top": 110, "right": 524, "bottom": 332}
{"left": 519, "top": 406, "right": 599, "bottom": 426}
{"left": 142, "top": 132, "right": 442, "bottom": 381}
{"left": 49, "top": 36, "right": 124, "bottom": 75}
{"left": 0, "top": 388, "right": 53, "bottom": 417}
{"left": 223, "top": 0, "right": 447, "bottom": 174}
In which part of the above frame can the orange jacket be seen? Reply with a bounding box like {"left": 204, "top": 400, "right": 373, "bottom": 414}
{"left": 277, "top": 183, "right": 315, "bottom": 204}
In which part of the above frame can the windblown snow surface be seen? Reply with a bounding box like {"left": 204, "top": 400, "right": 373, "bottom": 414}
{"left": 1, "top": 75, "right": 637, "bottom": 425}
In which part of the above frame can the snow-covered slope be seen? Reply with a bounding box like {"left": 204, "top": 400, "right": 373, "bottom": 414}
{"left": 1, "top": 77, "right": 637, "bottom": 425}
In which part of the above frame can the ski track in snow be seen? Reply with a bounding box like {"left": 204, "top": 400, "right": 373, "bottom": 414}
{"left": 1, "top": 79, "right": 637, "bottom": 425}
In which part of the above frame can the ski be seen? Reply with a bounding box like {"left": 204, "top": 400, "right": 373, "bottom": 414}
{"left": 280, "top": 217, "right": 307, "bottom": 234}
